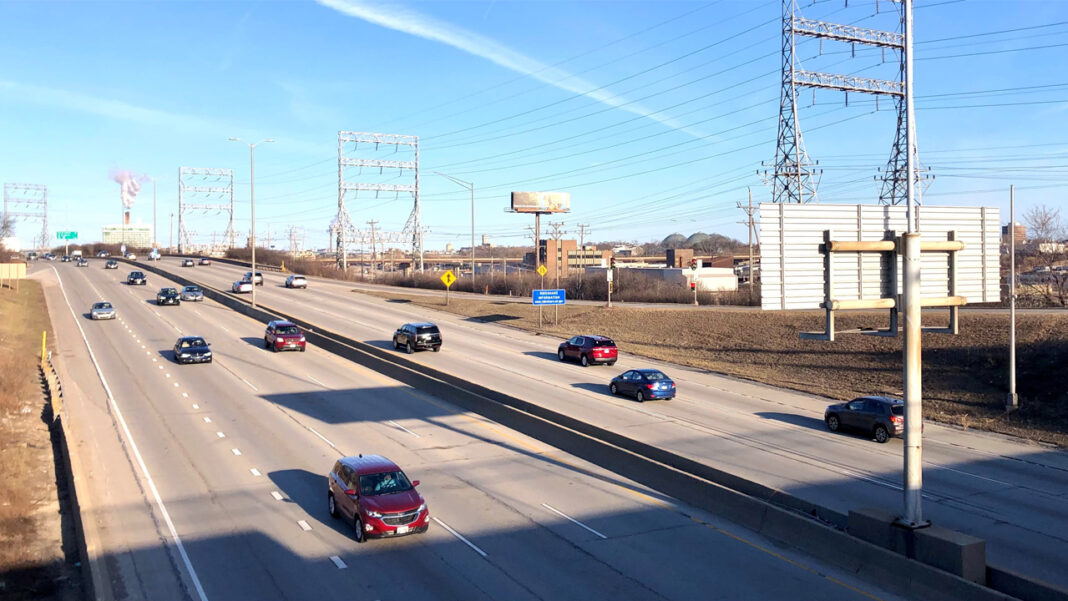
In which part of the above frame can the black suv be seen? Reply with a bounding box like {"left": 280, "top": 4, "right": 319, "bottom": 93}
{"left": 393, "top": 323, "right": 442, "bottom": 354}
{"left": 156, "top": 287, "right": 181, "bottom": 306}
{"left": 127, "top": 271, "right": 147, "bottom": 285}
{"left": 824, "top": 396, "right": 904, "bottom": 443}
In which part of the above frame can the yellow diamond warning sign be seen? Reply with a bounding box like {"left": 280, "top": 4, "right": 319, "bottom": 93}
{"left": 536, "top": 264, "right": 547, "bottom": 277}
{"left": 440, "top": 270, "right": 456, "bottom": 288}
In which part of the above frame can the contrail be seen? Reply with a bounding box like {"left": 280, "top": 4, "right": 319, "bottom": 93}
{"left": 315, "top": 0, "right": 703, "bottom": 138}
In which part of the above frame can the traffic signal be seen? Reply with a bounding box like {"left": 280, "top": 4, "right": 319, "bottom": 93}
{"left": 610, "top": 256, "right": 616, "bottom": 269}
{"left": 690, "top": 258, "right": 697, "bottom": 269}
{"left": 690, "top": 281, "right": 696, "bottom": 290}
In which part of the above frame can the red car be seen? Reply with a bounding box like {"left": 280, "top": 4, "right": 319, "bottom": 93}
{"left": 558, "top": 335, "right": 617, "bottom": 367}
{"left": 328, "top": 454, "right": 429, "bottom": 542}
{"left": 264, "top": 320, "right": 306, "bottom": 352}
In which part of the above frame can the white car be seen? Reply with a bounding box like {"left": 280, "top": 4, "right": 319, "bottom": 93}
{"left": 243, "top": 271, "right": 264, "bottom": 286}
{"left": 232, "top": 279, "right": 253, "bottom": 294}
{"left": 285, "top": 275, "right": 307, "bottom": 289}
{"left": 90, "top": 301, "right": 116, "bottom": 320}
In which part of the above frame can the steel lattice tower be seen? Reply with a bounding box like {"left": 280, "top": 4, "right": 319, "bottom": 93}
{"left": 3, "top": 183, "right": 48, "bottom": 250}
{"left": 178, "top": 167, "right": 235, "bottom": 253}
{"left": 336, "top": 131, "right": 421, "bottom": 271}
{"left": 771, "top": 0, "right": 920, "bottom": 205}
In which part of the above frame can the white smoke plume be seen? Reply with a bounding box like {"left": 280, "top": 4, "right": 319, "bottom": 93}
{"left": 110, "top": 168, "right": 147, "bottom": 209}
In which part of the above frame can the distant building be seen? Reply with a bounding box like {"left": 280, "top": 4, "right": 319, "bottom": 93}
{"left": 445, "top": 242, "right": 454, "bottom": 253}
{"left": 102, "top": 224, "right": 152, "bottom": 248}
{"left": 1002, "top": 223, "right": 1026, "bottom": 246}
{"left": 525, "top": 239, "right": 610, "bottom": 279}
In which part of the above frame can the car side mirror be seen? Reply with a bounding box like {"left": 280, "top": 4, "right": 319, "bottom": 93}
{"left": 412, "top": 480, "right": 420, "bottom": 487}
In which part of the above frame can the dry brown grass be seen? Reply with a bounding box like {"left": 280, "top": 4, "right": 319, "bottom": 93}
{"left": 364, "top": 289, "right": 1068, "bottom": 447}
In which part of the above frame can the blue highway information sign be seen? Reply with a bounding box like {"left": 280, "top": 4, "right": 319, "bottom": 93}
{"left": 532, "top": 289, "right": 566, "bottom": 306}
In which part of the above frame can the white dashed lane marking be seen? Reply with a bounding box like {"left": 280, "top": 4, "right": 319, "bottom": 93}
{"left": 330, "top": 556, "right": 347, "bottom": 569}
{"left": 270, "top": 491, "right": 284, "bottom": 501}
{"left": 231, "top": 448, "right": 242, "bottom": 456}
{"left": 250, "top": 468, "right": 261, "bottom": 477}
{"left": 297, "top": 520, "right": 312, "bottom": 532}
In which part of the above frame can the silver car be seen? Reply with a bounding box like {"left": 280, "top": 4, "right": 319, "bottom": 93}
{"left": 181, "top": 285, "right": 204, "bottom": 302}
{"left": 90, "top": 301, "right": 116, "bottom": 320}
{"left": 232, "top": 279, "right": 253, "bottom": 294}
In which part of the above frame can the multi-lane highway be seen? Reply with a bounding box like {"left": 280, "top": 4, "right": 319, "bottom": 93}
{"left": 136, "top": 257, "right": 1068, "bottom": 591}
{"left": 34, "top": 260, "right": 909, "bottom": 601}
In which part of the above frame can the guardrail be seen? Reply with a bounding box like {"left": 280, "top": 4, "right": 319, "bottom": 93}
{"left": 130, "top": 259, "right": 1065, "bottom": 601}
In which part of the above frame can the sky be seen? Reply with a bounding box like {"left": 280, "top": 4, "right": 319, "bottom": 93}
{"left": 1, "top": 0, "right": 1066, "bottom": 252}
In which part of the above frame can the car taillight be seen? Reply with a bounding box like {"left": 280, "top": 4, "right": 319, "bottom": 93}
{"left": 671, "top": 383, "right": 676, "bottom": 388}
{"left": 344, "top": 489, "right": 356, "bottom": 496}
{"left": 646, "top": 384, "right": 655, "bottom": 390}
{"left": 891, "top": 416, "right": 903, "bottom": 424}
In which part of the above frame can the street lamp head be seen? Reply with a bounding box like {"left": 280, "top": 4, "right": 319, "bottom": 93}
{"left": 263, "top": 139, "right": 275, "bottom": 144}
{"left": 228, "top": 137, "right": 241, "bottom": 142}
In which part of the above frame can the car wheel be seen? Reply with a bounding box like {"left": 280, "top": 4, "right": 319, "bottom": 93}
{"left": 826, "top": 415, "right": 840, "bottom": 432}
{"left": 609, "top": 383, "right": 618, "bottom": 395}
{"left": 558, "top": 349, "right": 566, "bottom": 361}
{"left": 300, "top": 347, "right": 306, "bottom": 352}
{"left": 328, "top": 493, "right": 338, "bottom": 518}
{"left": 353, "top": 516, "right": 365, "bottom": 543}
{"left": 580, "top": 354, "right": 589, "bottom": 367}
{"left": 263, "top": 337, "right": 270, "bottom": 349}
{"left": 392, "top": 337, "right": 399, "bottom": 350}
{"left": 406, "top": 342, "right": 414, "bottom": 354}
{"left": 636, "top": 390, "right": 645, "bottom": 403}
{"left": 433, "top": 345, "right": 441, "bottom": 352}
{"left": 874, "top": 425, "right": 890, "bottom": 444}
{"left": 607, "top": 361, "right": 616, "bottom": 366}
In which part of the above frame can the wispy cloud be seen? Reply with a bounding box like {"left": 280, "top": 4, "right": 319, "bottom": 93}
{"left": 315, "top": 0, "right": 704, "bottom": 137}
{"left": 0, "top": 79, "right": 219, "bottom": 131}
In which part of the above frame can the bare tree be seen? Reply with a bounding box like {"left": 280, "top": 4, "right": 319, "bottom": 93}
{"left": 1023, "top": 204, "right": 1064, "bottom": 242}
{"left": 0, "top": 214, "right": 12, "bottom": 252}
{"left": 1020, "top": 204, "right": 1067, "bottom": 306}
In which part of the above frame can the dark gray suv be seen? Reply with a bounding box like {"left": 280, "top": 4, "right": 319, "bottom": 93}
{"left": 824, "top": 396, "right": 904, "bottom": 443}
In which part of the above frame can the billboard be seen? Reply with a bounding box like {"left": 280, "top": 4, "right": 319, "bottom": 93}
{"left": 759, "top": 204, "right": 1001, "bottom": 311}
{"left": 511, "top": 191, "right": 571, "bottom": 214}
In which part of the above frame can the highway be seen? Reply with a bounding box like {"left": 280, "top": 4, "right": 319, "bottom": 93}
{"left": 148, "top": 257, "right": 1068, "bottom": 590}
{"left": 33, "top": 260, "right": 907, "bottom": 601}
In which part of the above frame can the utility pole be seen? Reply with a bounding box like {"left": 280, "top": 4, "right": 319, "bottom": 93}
{"left": 229, "top": 137, "right": 274, "bottom": 309}
{"left": 170, "top": 213, "right": 174, "bottom": 251}
{"left": 434, "top": 172, "right": 476, "bottom": 290}
{"left": 1007, "top": 185, "right": 1018, "bottom": 412}
{"left": 738, "top": 187, "right": 759, "bottom": 301}
{"left": 548, "top": 222, "right": 566, "bottom": 325}
{"left": 367, "top": 220, "right": 378, "bottom": 280}
{"left": 152, "top": 177, "right": 157, "bottom": 248}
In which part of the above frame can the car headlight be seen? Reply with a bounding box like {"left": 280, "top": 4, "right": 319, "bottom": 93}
{"left": 180, "top": 353, "right": 190, "bottom": 358}
{"left": 203, "top": 351, "right": 212, "bottom": 357}
{"left": 417, "top": 503, "right": 427, "bottom": 513}
{"left": 366, "top": 510, "right": 382, "bottom": 518}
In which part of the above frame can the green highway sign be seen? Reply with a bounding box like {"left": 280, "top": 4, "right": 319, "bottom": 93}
{"left": 56, "top": 231, "right": 78, "bottom": 240}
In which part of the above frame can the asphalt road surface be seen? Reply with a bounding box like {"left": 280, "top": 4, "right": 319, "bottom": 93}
{"left": 143, "top": 257, "right": 1068, "bottom": 591}
{"left": 34, "top": 260, "right": 909, "bottom": 601}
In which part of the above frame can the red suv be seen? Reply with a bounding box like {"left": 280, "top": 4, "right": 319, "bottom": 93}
{"left": 264, "top": 320, "right": 306, "bottom": 352}
{"left": 558, "top": 335, "right": 617, "bottom": 367}
{"left": 328, "top": 454, "right": 429, "bottom": 542}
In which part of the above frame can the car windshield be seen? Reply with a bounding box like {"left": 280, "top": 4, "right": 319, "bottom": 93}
{"left": 891, "top": 404, "right": 904, "bottom": 416}
{"left": 642, "top": 371, "right": 668, "bottom": 380}
{"left": 416, "top": 326, "right": 439, "bottom": 335}
{"left": 94, "top": 303, "right": 111, "bottom": 309}
{"left": 162, "top": 288, "right": 177, "bottom": 294}
{"left": 181, "top": 338, "right": 206, "bottom": 348}
{"left": 358, "top": 471, "right": 412, "bottom": 496}
{"left": 277, "top": 326, "right": 300, "bottom": 335}
{"left": 183, "top": 286, "right": 200, "bottom": 293}
{"left": 292, "top": 276, "right": 305, "bottom": 282}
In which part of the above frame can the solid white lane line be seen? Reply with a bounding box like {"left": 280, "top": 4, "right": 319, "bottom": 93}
{"left": 297, "top": 520, "right": 312, "bottom": 531}
{"left": 216, "top": 432, "right": 225, "bottom": 438}
{"left": 250, "top": 468, "right": 261, "bottom": 477}
{"left": 330, "top": 556, "right": 347, "bottom": 569}
{"left": 231, "top": 449, "right": 242, "bottom": 456}
{"left": 49, "top": 267, "right": 210, "bottom": 601}
{"left": 271, "top": 491, "right": 284, "bottom": 501}
{"left": 239, "top": 377, "right": 257, "bottom": 391}
{"left": 389, "top": 420, "right": 421, "bottom": 438}
{"left": 432, "top": 517, "right": 487, "bottom": 558}
{"left": 306, "top": 375, "right": 325, "bottom": 387}
{"left": 542, "top": 503, "right": 608, "bottom": 539}
{"left": 307, "top": 427, "right": 341, "bottom": 453}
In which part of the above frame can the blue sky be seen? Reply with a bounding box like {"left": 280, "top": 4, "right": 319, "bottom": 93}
{"left": 1, "top": 0, "right": 1066, "bottom": 252}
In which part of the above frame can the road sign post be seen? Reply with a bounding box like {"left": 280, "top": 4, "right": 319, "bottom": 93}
{"left": 691, "top": 259, "right": 699, "bottom": 306}
{"left": 57, "top": 231, "right": 77, "bottom": 256}
{"left": 440, "top": 270, "right": 456, "bottom": 305}
{"left": 606, "top": 264, "right": 613, "bottom": 308}
{"left": 536, "top": 264, "right": 547, "bottom": 328}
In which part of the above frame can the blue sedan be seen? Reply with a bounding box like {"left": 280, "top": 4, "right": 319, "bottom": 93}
{"left": 609, "top": 369, "right": 676, "bottom": 402}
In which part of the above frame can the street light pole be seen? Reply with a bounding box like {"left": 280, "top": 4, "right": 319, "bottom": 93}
{"left": 229, "top": 137, "right": 274, "bottom": 309}
{"left": 152, "top": 177, "right": 157, "bottom": 249}
{"left": 434, "top": 172, "right": 475, "bottom": 291}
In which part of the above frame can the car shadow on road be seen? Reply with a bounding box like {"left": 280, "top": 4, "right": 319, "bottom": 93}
{"left": 570, "top": 382, "right": 615, "bottom": 398}
{"left": 268, "top": 468, "right": 355, "bottom": 538}
{"left": 754, "top": 411, "right": 827, "bottom": 431}
{"left": 240, "top": 336, "right": 268, "bottom": 350}
{"left": 522, "top": 351, "right": 561, "bottom": 362}
{"left": 386, "top": 298, "right": 412, "bottom": 303}
{"left": 365, "top": 339, "right": 402, "bottom": 352}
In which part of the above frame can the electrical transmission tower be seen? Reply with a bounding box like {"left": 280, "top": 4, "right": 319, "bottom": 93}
{"left": 3, "top": 183, "right": 48, "bottom": 250}
{"left": 336, "top": 131, "right": 421, "bottom": 271}
{"left": 769, "top": 0, "right": 921, "bottom": 205}
{"left": 287, "top": 226, "right": 305, "bottom": 253}
{"left": 178, "top": 167, "right": 235, "bottom": 253}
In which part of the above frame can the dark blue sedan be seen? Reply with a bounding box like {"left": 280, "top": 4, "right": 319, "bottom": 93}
{"left": 609, "top": 369, "right": 676, "bottom": 402}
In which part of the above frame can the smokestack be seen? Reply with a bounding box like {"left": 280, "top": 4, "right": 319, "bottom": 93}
{"left": 111, "top": 168, "right": 146, "bottom": 226}
{"left": 125, "top": 211, "right": 130, "bottom": 225}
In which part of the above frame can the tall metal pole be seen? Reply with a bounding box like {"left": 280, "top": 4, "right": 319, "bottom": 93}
{"left": 901, "top": 0, "right": 925, "bottom": 528}
{"left": 1007, "top": 185, "right": 1018, "bottom": 411}
{"left": 471, "top": 182, "right": 475, "bottom": 291}
{"left": 748, "top": 187, "right": 755, "bottom": 301}
{"left": 152, "top": 178, "right": 157, "bottom": 248}
{"left": 230, "top": 137, "right": 273, "bottom": 309}
{"left": 170, "top": 213, "right": 174, "bottom": 251}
